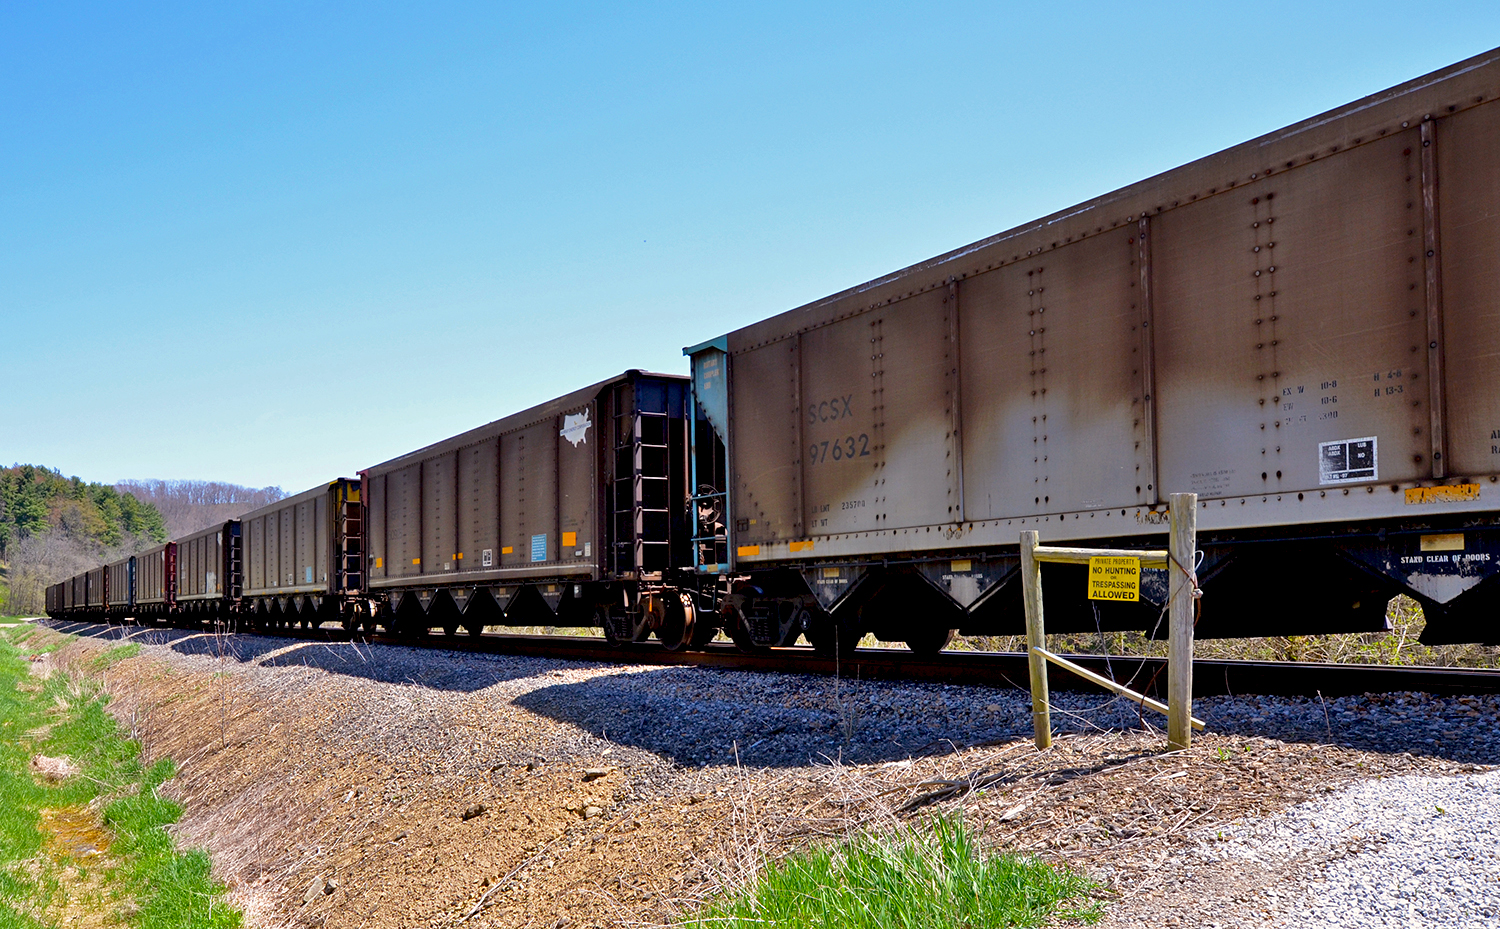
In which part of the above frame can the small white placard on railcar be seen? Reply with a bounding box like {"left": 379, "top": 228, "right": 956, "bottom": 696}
{"left": 1319, "top": 436, "right": 1377, "bottom": 484}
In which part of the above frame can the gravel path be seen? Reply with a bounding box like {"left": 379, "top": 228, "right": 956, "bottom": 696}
{"left": 1187, "top": 769, "right": 1500, "bottom": 928}
{"left": 35, "top": 620, "right": 1500, "bottom": 928}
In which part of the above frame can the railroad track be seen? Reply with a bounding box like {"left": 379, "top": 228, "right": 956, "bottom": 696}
{"left": 45, "top": 619, "right": 1500, "bottom": 699}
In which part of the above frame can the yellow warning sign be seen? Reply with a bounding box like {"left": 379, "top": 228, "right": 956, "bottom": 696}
{"left": 1420, "top": 533, "right": 1465, "bottom": 552}
{"left": 1088, "top": 556, "right": 1140, "bottom": 602}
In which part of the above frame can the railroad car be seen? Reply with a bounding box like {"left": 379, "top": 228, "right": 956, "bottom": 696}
{"left": 240, "top": 479, "right": 363, "bottom": 630}
{"left": 133, "top": 543, "right": 174, "bottom": 623}
{"left": 361, "top": 370, "right": 700, "bottom": 647}
{"left": 172, "top": 520, "right": 241, "bottom": 626}
{"left": 685, "top": 47, "right": 1500, "bottom": 650}
{"left": 66, "top": 573, "right": 84, "bottom": 616}
{"left": 105, "top": 554, "right": 133, "bottom": 621}
{"left": 83, "top": 566, "right": 105, "bottom": 621}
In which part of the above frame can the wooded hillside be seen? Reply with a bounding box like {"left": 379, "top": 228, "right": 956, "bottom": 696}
{"left": 0, "top": 464, "right": 169, "bottom": 614}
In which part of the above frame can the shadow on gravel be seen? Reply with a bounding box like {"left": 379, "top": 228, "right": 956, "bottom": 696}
{"left": 1194, "top": 696, "right": 1500, "bottom": 767}
{"left": 512, "top": 667, "right": 1036, "bottom": 769}
{"left": 44, "top": 621, "right": 551, "bottom": 693}
{"left": 44, "top": 621, "right": 1500, "bottom": 768}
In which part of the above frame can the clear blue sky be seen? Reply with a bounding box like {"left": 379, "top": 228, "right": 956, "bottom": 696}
{"left": 5, "top": 2, "right": 1499, "bottom": 492}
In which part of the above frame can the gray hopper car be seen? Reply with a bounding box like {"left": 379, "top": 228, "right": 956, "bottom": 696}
{"left": 687, "top": 47, "right": 1500, "bottom": 650}
{"left": 84, "top": 566, "right": 105, "bottom": 614}
{"left": 133, "top": 543, "right": 173, "bottom": 621}
{"left": 106, "top": 555, "right": 133, "bottom": 620}
{"left": 240, "top": 479, "right": 363, "bottom": 630}
{"left": 361, "top": 370, "right": 696, "bottom": 646}
{"left": 173, "top": 520, "right": 241, "bottom": 625}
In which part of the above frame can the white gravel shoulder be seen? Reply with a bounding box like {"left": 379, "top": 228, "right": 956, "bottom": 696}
{"left": 1196, "top": 769, "right": 1500, "bottom": 928}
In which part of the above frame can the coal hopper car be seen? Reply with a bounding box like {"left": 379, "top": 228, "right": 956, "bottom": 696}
{"left": 687, "top": 48, "right": 1500, "bottom": 651}
{"left": 361, "top": 370, "right": 700, "bottom": 647}
{"left": 240, "top": 479, "right": 364, "bottom": 630}
{"left": 172, "top": 521, "right": 242, "bottom": 626}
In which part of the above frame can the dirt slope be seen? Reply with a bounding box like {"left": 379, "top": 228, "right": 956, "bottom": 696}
{"left": 36, "top": 623, "right": 1493, "bottom": 928}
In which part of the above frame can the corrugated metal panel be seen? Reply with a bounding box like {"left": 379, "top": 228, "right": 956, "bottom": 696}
{"left": 797, "top": 319, "right": 877, "bottom": 537}
{"left": 729, "top": 342, "right": 801, "bottom": 545}
{"left": 279, "top": 502, "right": 295, "bottom": 588}
{"left": 175, "top": 523, "right": 228, "bottom": 601}
{"left": 296, "top": 496, "right": 315, "bottom": 586}
{"left": 85, "top": 568, "right": 104, "bottom": 608}
{"left": 107, "top": 557, "right": 131, "bottom": 611}
{"left": 505, "top": 419, "right": 559, "bottom": 565}
{"left": 422, "top": 451, "right": 456, "bottom": 574}
{"left": 457, "top": 437, "right": 501, "bottom": 574}
{"left": 135, "top": 545, "right": 168, "bottom": 605}
{"left": 315, "top": 492, "right": 329, "bottom": 587}
{"left": 240, "top": 484, "right": 339, "bottom": 596}
{"left": 390, "top": 463, "right": 421, "bottom": 578}
{"left": 246, "top": 515, "right": 263, "bottom": 592}
{"left": 557, "top": 400, "right": 596, "bottom": 564}
{"left": 864, "top": 290, "right": 956, "bottom": 529}
{"left": 1437, "top": 100, "right": 1500, "bottom": 476}
{"left": 961, "top": 227, "right": 1152, "bottom": 517}
{"left": 1155, "top": 130, "right": 1429, "bottom": 499}
{"left": 368, "top": 471, "right": 388, "bottom": 582}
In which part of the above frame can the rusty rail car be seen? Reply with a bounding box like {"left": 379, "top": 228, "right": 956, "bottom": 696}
{"left": 360, "top": 371, "right": 699, "bottom": 647}
{"left": 685, "top": 47, "right": 1500, "bottom": 650}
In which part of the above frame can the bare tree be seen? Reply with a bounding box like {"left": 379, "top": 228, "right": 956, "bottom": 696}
{"left": 115, "top": 480, "right": 286, "bottom": 538}
{"left": 5, "top": 529, "right": 160, "bottom": 615}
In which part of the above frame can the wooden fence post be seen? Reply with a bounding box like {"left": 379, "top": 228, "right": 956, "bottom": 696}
{"left": 1167, "top": 493, "right": 1198, "bottom": 750}
{"left": 1019, "top": 530, "right": 1051, "bottom": 749}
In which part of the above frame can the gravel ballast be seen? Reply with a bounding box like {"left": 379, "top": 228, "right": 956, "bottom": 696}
{"left": 1195, "top": 770, "right": 1500, "bottom": 928}
{"left": 29, "top": 620, "right": 1500, "bottom": 928}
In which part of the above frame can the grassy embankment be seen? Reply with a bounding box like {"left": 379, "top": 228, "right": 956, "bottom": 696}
{"left": 0, "top": 624, "right": 240, "bottom": 929}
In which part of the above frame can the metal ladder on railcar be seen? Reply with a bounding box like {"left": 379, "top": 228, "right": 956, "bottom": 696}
{"left": 337, "top": 493, "right": 363, "bottom": 595}
{"left": 611, "top": 394, "right": 674, "bottom": 578}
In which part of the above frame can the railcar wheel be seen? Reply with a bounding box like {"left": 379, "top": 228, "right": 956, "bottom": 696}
{"left": 655, "top": 595, "right": 694, "bottom": 652}
{"left": 807, "top": 615, "right": 862, "bottom": 658}
{"left": 688, "top": 609, "right": 718, "bottom": 648}
{"left": 724, "top": 605, "right": 769, "bottom": 655}
{"left": 902, "top": 627, "right": 954, "bottom": 655}
{"left": 599, "top": 607, "right": 625, "bottom": 647}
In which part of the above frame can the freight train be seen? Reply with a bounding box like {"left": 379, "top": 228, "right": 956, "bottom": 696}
{"left": 48, "top": 48, "right": 1500, "bottom": 651}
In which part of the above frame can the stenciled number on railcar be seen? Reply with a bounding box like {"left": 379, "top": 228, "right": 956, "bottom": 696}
{"left": 808, "top": 434, "right": 871, "bottom": 465}
{"left": 806, "top": 395, "right": 856, "bottom": 423}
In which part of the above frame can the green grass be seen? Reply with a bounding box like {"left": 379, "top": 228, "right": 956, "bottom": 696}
{"left": 680, "top": 816, "right": 1102, "bottom": 929}
{"left": 0, "top": 628, "right": 241, "bottom": 928}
